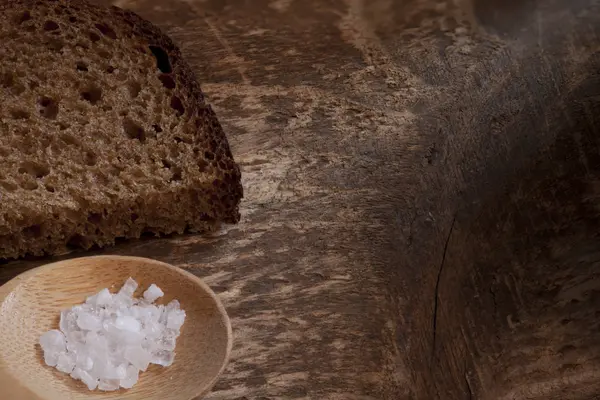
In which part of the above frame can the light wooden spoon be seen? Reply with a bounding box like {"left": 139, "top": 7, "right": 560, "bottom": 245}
{"left": 0, "top": 255, "right": 232, "bottom": 400}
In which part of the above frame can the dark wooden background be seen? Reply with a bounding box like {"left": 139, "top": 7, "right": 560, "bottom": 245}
{"left": 2, "top": 0, "right": 600, "bottom": 398}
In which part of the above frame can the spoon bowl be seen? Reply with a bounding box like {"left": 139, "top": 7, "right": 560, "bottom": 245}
{"left": 0, "top": 255, "right": 232, "bottom": 400}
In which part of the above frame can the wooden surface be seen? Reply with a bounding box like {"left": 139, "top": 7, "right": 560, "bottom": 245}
{"left": 1, "top": 0, "right": 600, "bottom": 399}
{"left": 0, "top": 256, "right": 231, "bottom": 400}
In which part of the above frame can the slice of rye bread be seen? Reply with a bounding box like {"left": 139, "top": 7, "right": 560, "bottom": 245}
{"left": 0, "top": 0, "right": 243, "bottom": 260}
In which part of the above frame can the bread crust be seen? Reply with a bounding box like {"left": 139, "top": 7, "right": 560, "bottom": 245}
{"left": 0, "top": 0, "right": 243, "bottom": 259}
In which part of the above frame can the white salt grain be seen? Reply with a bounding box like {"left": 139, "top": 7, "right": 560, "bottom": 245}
{"left": 115, "top": 316, "right": 141, "bottom": 332}
{"left": 56, "top": 352, "right": 76, "bottom": 374}
{"left": 98, "top": 379, "right": 120, "bottom": 391}
{"left": 124, "top": 345, "right": 152, "bottom": 372}
{"left": 39, "top": 330, "right": 66, "bottom": 353}
{"left": 95, "top": 288, "right": 113, "bottom": 306}
{"left": 167, "top": 309, "right": 187, "bottom": 330}
{"left": 120, "top": 365, "right": 140, "bottom": 389}
{"left": 143, "top": 283, "right": 164, "bottom": 303}
{"left": 39, "top": 278, "right": 186, "bottom": 391}
{"left": 119, "top": 277, "right": 138, "bottom": 298}
{"left": 77, "top": 312, "right": 102, "bottom": 331}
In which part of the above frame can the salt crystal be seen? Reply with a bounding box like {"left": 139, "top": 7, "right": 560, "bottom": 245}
{"left": 60, "top": 310, "right": 77, "bottom": 334}
{"left": 104, "top": 363, "right": 127, "bottom": 380}
{"left": 39, "top": 330, "right": 66, "bottom": 353}
{"left": 167, "top": 309, "right": 186, "bottom": 331}
{"left": 95, "top": 288, "right": 113, "bottom": 306}
{"left": 115, "top": 316, "right": 141, "bottom": 332}
{"left": 166, "top": 299, "right": 180, "bottom": 311}
{"left": 119, "top": 277, "right": 138, "bottom": 298}
{"left": 44, "top": 352, "right": 59, "bottom": 367}
{"left": 143, "top": 284, "right": 164, "bottom": 303}
{"left": 85, "top": 293, "right": 98, "bottom": 305}
{"left": 56, "top": 352, "right": 76, "bottom": 374}
{"left": 39, "top": 280, "right": 185, "bottom": 391}
{"left": 151, "top": 350, "right": 175, "bottom": 367}
{"left": 120, "top": 365, "right": 139, "bottom": 389}
{"left": 119, "top": 330, "right": 145, "bottom": 346}
{"left": 77, "top": 312, "right": 102, "bottom": 331}
{"left": 86, "top": 331, "right": 108, "bottom": 352}
{"left": 98, "top": 379, "right": 120, "bottom": 391}
{"left": 150, "top": 305, "right": 162, "bottom": 322}
{"left": 72, "top": 368, "right": 98, "bottom": 391}
{"left": 124, "top": 345, "right": 152, "bottom": 372}
{"left": 143, "top": 319, "right": 163, "bottom": 339}
{"left": 76, "top": 353, "right": 94, "bottom": 371}
{"left": 156, "top": 335, "right": 177, "bottom": 352}
{"left": 66, "top": 330, "right": 85, "bottom": 347}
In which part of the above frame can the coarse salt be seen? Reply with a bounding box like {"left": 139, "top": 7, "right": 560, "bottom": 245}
{"left": 39, "top": 278, "right": 186, "bottom": 391}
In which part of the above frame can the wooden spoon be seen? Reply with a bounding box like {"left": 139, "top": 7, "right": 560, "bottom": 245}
{"left": 0, "top": 255, "right": 232, "bottom": 400}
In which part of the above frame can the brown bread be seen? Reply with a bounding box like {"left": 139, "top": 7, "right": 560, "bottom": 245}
{"left": 0, "top": 0, "right": 243, "bottom": 259}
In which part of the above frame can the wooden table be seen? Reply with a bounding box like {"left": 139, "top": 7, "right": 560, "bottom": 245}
{"left": 2, "top": 0, "right": 600, "bottom": 398}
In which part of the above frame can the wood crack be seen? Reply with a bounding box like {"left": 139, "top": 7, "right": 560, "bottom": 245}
{"left": 430, "top": 214, "right": 457, "bottom": 365}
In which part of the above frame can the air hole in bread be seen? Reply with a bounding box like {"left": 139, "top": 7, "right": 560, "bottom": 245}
{"left": 85, "top": 151, "right": 97, "bottom": 166}
{"left": 149, "top": 45, "right": 172, "bottom": 73}
{"left": 204, "top": 151, "right": 215, "bottom": 161}
{"left": 20, "top": 180, "right": 38, "bottom": 190}
{"left": 67, "top": 234, "right": 89, "bottom": 249}
{"left": 18, "top": 161, "right": 50, "bottom": 178}
{"left": 161, "top": 159, "right": 172, "bottom": 169}
{"left": 170, "top": 166, "right": 183, "bottom": 182}
{"left": 69, "top": 16, "right": 77, "bottom": 23}
{"left": 153, "top": 124, "right": 162, "bottom": 133}
{"left": 15, "top": 11, "right": 32, "bottom": 24}
{"left": 47, "top": 37, "right": 64, "bottom": 51}
{"left": 76, "top": 61, "right": 88, "bottom": 71}
{"left": 97, "top": 49, "right": 111, "bottom": 59}
{"left": 10, "top": 80, "right": 25, "bottom": 94}
{"left": 58, "top": 122, "right": 70, "bottom": 131}
{"left": 127, "top": 81, "right": 141, "bottom": 98}
{"left": 10, "top": 109, "right": 29, "bottom": 119}
{"left": 197, "top": 159, "right": 208, "bottom": 173}
{"left": 23, "top": 224, "right": 42, "bottom": 238}
{"left": 94, "top": 23, "right": 117, "bottom": 39}
{"left": 1, "top": 72, "right": 14, "bottom": 87}
{"left": 45, "top": 184, "right": 55, "bottom": 193}
{"left": 89, "top": 31, "right": 101, "bottom": 42}
{"left": 122, "top": 118, "right": 146, "bottom": 142}
{"left": 81, "top": 85, "right": 102, "bottom": 104}
{"left": 170, "top": 95, "right": 185, "bottom": 116}
{"left": 159, "top": 74, "right": 176, "bottom": 89}
{"left": 60, "top": 133, "right": 80, "bottom": 146}
{"left": 88, "top": 213, "right": 102, "bottom": 224}
{"left": 29, "top": 80, "right": 39, "bottom": 90}
{"left": 106, "top": 65, "right": 115, "bottom": 73}
{"left": 0, "top": 181, "right": 18, "bottom": 192}
{"left": 140, "top": 230, "right": 158, "bottom": 239}
{"left": 38, "top": 96, "right": 59, "bottom": 119}
{"left": 43, "top": 20, "right": 59, "bottom": 31}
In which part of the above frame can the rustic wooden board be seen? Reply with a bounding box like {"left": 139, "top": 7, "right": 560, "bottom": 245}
{"left": 2, "top": 0, "right": 599, "bottom": 398}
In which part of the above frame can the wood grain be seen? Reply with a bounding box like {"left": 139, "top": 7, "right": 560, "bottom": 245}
{"left": 1, "top": 0, "right": 599, "bottom": 398}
